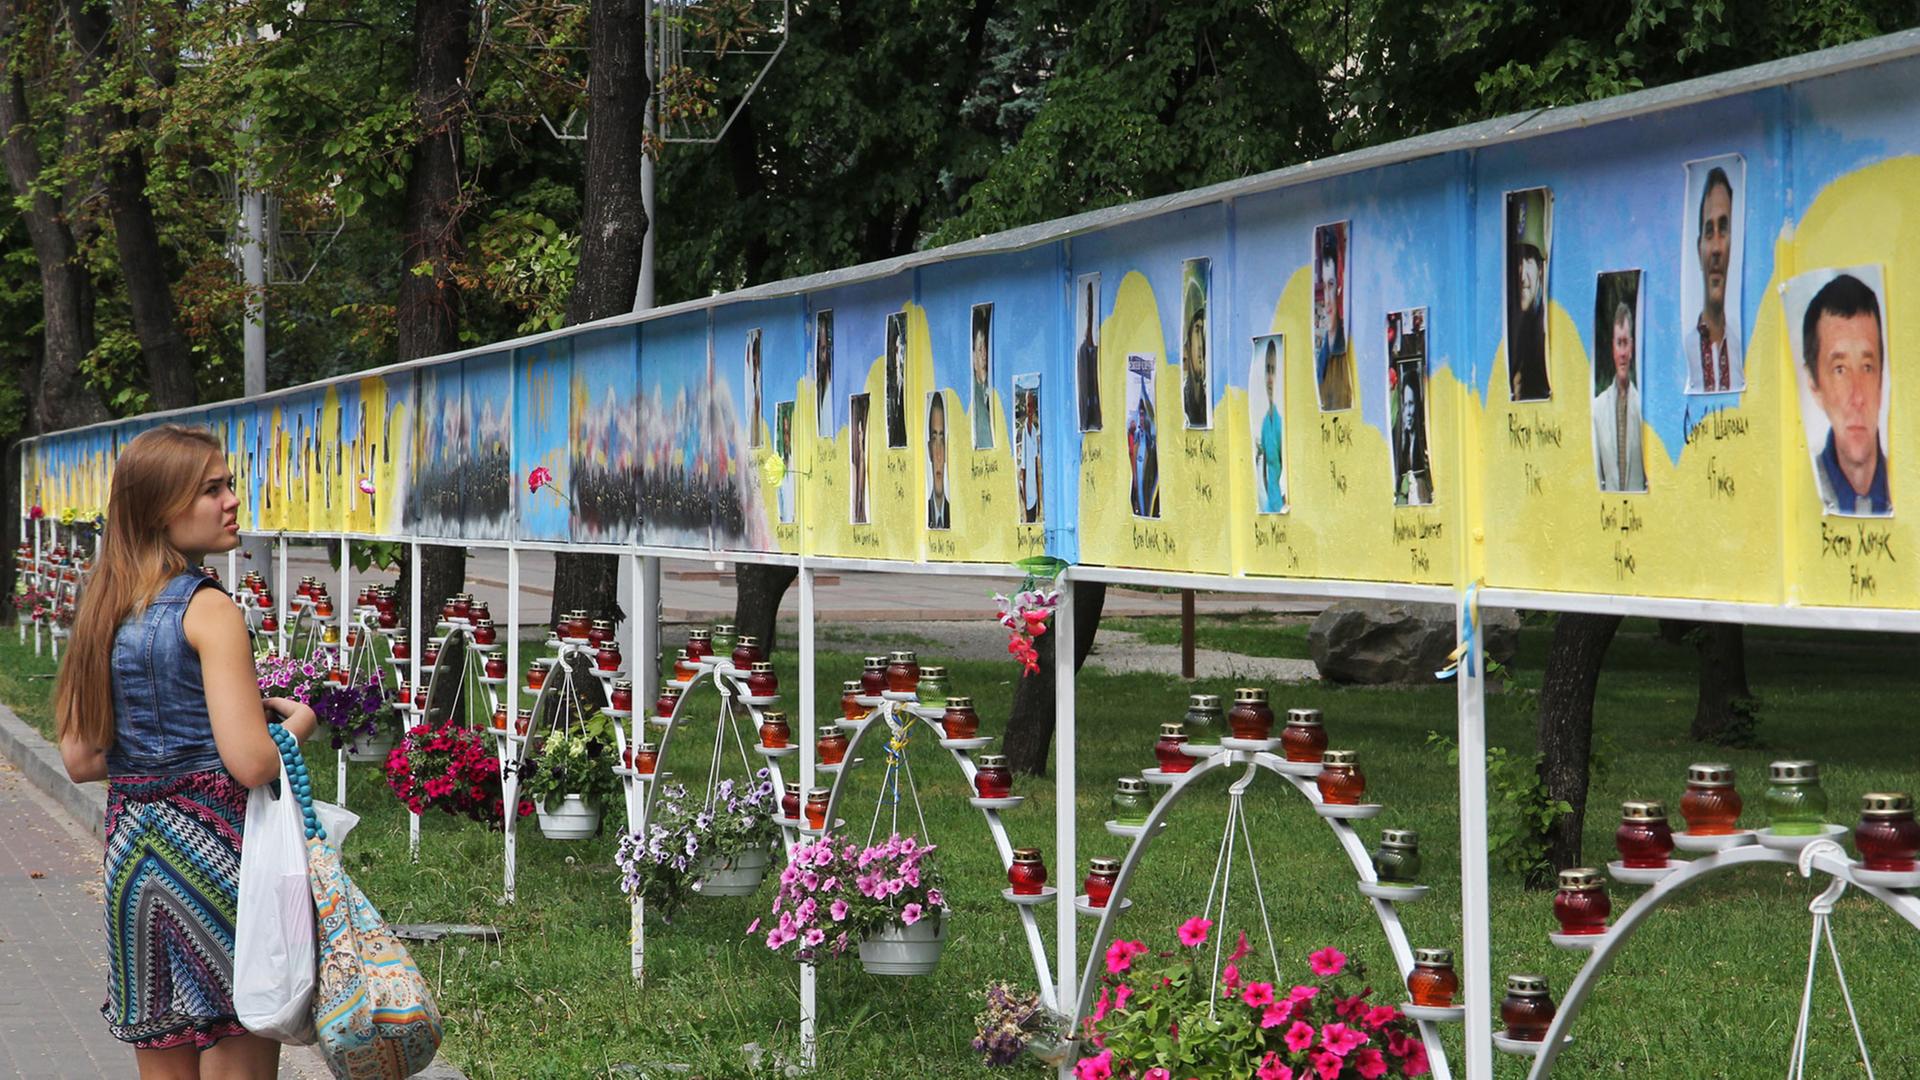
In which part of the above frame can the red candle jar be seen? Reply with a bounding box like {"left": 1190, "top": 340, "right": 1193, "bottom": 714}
{"left": 473, "top": 619, "right": 498, "bottom": 646}
{"left": 423, "top": 643, "right": 440, "bottom": 667}
{"left": 346, "top": 626, "right": 364, "bottom": 648}
{"left": 515, "top": 709, "right": 533, "bottom": 736}
{"left": 595, "top": 642, "right": 623, "bottom": 672}
{"left": 1008, "top": 848, "right": 1047, "bottom": 895}
{"left": 610, "top": 680, "right": 634, "bottom": 712}
{"left": 804, "top": 788, "right": 830, "bottom": 830}
{"left": 747, "top": 661, "right": 778, "bottom": 698}
{"left": 449, "top": 595, "right": 470, "bottom": 621}
{"left": 1316, "top": 750, "right": 1366, "bottom": 805}
{"left": 1153, "top": 723, "right": 1194, "bottom": 773}
{"left": 412, "top": 689, "right": 428, "bottom": 710}
{"left": 329, "top": 667, "right": 349, "bottom": 685}
{"left": 686, "top": 628, "right": 713, "bottom": 661}
{"left": 633, "top": 743, "right": 657, "bottom": 775}
{"left": 1500, "top": 975, "right": 1556, "bottom": 1041}
{"left": 817, "top": 728, "right": 849, "bottom": 766}
{"left": 886, "top": 650, "right": 920, "bottom": 694}
{"left": 439, "top": 596, "right": 457, "bottom": 620}
{"left": 840, "top": 680, "right": 865, "bottom": 723}
{"left": 358, "top": 585, "right": 374, "bottom": 607}
{"left": 974, "top": 754, "right": 1013, "bottom": 799}
{"left": 672, "top": 649, "right": 697, "bottom": 682}
{"left": 314, "top": 598, "right": 335, "bottom": 619}
{"left": 562, "top": 610, "right": 590, "bottom": 640}
{"left": 391, "top": 637, "right": 411, "bottom": 660}
{"left": 1680, "top": 763, "right": 1742, "bottom": 835}
{"left": 491, "top": 704, "right": 508, "bottom": 730}
{"left": 395, "top": 679, "right": 411, "bottom": 703}
{"left": 262, "top": 614, "right": 279, "bottom": 633}
{"left": 484, "top": 655, "right": 507, "bottom": 679}
{"left": 377, "top": 607, "right": 398, "bottom": 629}
{"left": 1228, "top": 687, "right": 1275, "bottom": 741}
{"left": 1281, "top": 707, "right": 1328, "bottom": 763}
{"left": 374, "top": 591, "right": 396, "bottom": 616}
{"left": 1407, "top": 948, "right": 1459, "bottom": 1008}
{"left": 781, "top": 782, "right": 802, "bottom": 822}
{"left": 655, "top": 685, "right": 683, "bottom": 721}
{"left": 1616, "top": 801, "right": 1674, "bottom": 868}
{"left": 759, "top": 710, "right": 791, "bottom": 750}
{"left": 1552, "top": 868, "right": 1611, "bottom": 935}
{"left": 527, "top": 661, "right": 552, "bottom": 690}
{"left": 942, "top": 697, "right": 980, "bottom": 739}
{"left": 1855, "top": 792, "right": 1920, "bottom": 872}
{"left": 732, "top": 634, "right": 765, "bottom": 669}
{"left": 469, "top": 601, "right": 491, "bottom": 622}
{"left": 860, "top": 656, "right": 888, "bottom": 696}
{"left": 587, "top": 618, "right": 613, "bottom": 647}
{"left": 1084, "top": 857, "right": 1121, "bottom": 908}
{"left": 299, "top": 577, "right": 316, "bottom": 600}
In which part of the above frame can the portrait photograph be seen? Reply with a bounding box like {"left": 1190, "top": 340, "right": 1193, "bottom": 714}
{"left": 970, "top": 302, "right": 995, "bottom": 450}
{"left": 1592, "top": 271, "right": 1647, "bottom": 494}
{"left": 1387, "top": 309, "right": 1433, "bottom": 507}
{"left": 849, "top": 392, "right": 871, "bottom": 525}
{"left": 1681, "top": 154, "right": 1746, "bottom": 394}
{"left": 774, "top": 400, "right": 795, "bottom": 524}
{"left": 814, "top": 309, "right": 834, "bottom": 428}
{"left": 1313, "top": 221, "right": 1354, "bottom": 411}
{"left": 1505, "top": 187, "right": 1554, "bottom": 402}
{"left": 1181, "top": 257, "right": 1212, "bottom": 429}
{"left": 1076, "top": 272, "right": 1103, "bottom": 432}
{"left": 1786, "top": 265, "right": 1891, "bottom": 517}
{"left": 1126, "top": 353, "right": 1161, "bottom": 518}
{"left": 746, "top": 328, "right": 764, "bottom": 449}
{"left": 884, "top": 311, "right": 908, "bottom": 449}
{"left": 1248, "top": 333, "right": 1287, "bottom": 514}
{"left": 925, "top": 391, "right": 951, "bottom": 531}
{"left": 1014, "top": 374, "right": 1043, "bottom": 524}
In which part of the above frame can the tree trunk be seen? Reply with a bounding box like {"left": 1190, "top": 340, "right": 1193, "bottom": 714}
{"left": 67, "top": 0, "right": 196, "bottom": 412}
{"left": 396, "top": 0, "right": 470, "bottom": 364}
{"left": 1531, "top": 612, "right": 1622, "bottom": 888}
{"left": 0, "top": 0, "right": 108, "bottom": 431}
{"left": 1690, "top": 623, "right": 1757, "bottom": 746}
{"left": 1003, "top": 581, "right": 1106, "bottom": 776}
{"left": 733, "top": 563, "right": 796, "bottom": 656}
{"left": 390, "top": 0, "right": 475, "bottom": 620}
{"left": 551, "top": 0, "right": 650, "bottom": 633}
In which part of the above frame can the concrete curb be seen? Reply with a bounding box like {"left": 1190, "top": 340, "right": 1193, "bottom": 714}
{"left": 0, "top": 701, "right": 468, "bottom": 1080}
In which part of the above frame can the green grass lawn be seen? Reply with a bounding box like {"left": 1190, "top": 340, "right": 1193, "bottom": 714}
{"left": 4, "top": 620, "right": 1918, "bottom": 1079}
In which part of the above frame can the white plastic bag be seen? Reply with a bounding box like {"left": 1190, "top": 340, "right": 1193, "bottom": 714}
{"left": 234, "top": 757, "right": 317, "bottom": 1045}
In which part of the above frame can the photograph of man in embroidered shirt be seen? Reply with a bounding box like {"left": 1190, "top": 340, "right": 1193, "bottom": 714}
{"left": 1683, "top": 156, "right": 1745, "bottom": 394}
{"left": 1249, "top": 334, "right": 1287, "bottom": 514}
{"left": 1788, "top": 267, "right": 1891, "bottom": 517}
{"left": 1591, "top": 271, "right": 1647, "bottom": 493}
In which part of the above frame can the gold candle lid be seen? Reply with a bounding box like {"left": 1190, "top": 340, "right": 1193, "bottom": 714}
{"left": 688, "top": 628, "right": 711, "bottom": 641}
{"left": 976, "top": 754, "right": 1009, "bottom": 769}
{"left": 862, "top": 655, "right": 887, "bottom": 670}
{"left": 1557, "top": 867, "right": 1605, "bottom": 890}
{"left": 1687, "top": 763, "right": 1735, "bottom": 786}
{"left": 1011, "top": 847, "right": 1043, "bottom": 864}
{"left": 1286, "top": 707, "right": 1323, "bottom": 726}
{"left": 1116, "top": 777, "right": 1149, "bottom": 795}
{"left": 1770, "top": 760, "right": 1820, "bottom": 783}
{"left": 736, "top": 633, "right": 761, "bottom": 647}
{"left": 945, "top": 695, "right": 975, "bottom": 709}
{"left": 842, "top": 680, "right": 863, "bottom": 693}
{"left": 1505, "top": 974, "right": 1550, "bottom": 996}
{"left": 888, "top": 649, "right": 918, "bottom": 664}
{"left": 1088, "top": 857, "right": 1122, "bottom": 874}
{"left": 1861, "top": 792, "right": 1914, "bottom": 815}
{"left": 1186, "top": 693, "right": 1222, "bottom": 713}
{"left": 1413, "top": 947, "right": 1454, "bottom": 966}
{"left": 1621, "top": 800, "right": 1668, "bottom": 821}
{"left": 1379, "top": 828, "right": 1419, "bottom": 848}
{"left": 751, "top": 660, "right": 775, "bottom": 673}
{"left": 920, "top": 665, "right": 948, "bottom": 678}
{"left": 1321, "top": 749, "right": 1358, "bottom": 766}
{"left": 760, "top": 709, "right": 788, "bottom": 724}
{"left": 713, "top": 622, "right": 736, "bottom": 634}
{"left": 1233, "top": 687, "right": 1269, "bottom": 704}
{"left": 1158, "top": 722, "right": 1188, "bottom": 738}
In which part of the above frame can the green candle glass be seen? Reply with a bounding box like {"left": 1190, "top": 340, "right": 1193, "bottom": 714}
{"left": 1110, "top": 777, "right": 1153, "bottom": 826}
{"left": 1765, "top": 760, "right": 1829, "bottom": 836}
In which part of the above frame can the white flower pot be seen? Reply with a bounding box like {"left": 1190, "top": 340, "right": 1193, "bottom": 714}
{"left": 858, "top": 911, "right": 946, "bottom": 976}
{"left": 694, "top": 847, "right": 772, "bottom": 897}
{"left": 536, "top": 794, "right": 602, "bottom": 839}
{"left": 345, "top": 729, "right": 397, "bottom": 762}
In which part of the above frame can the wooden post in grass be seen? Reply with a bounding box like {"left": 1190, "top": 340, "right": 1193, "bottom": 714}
{"left": 1180, "top": 589, "right": 1195, "bottom": 679}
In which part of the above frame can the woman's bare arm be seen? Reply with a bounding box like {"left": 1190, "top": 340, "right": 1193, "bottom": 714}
{"left": 183, "top": 589, "right": 284, "bottom": 788}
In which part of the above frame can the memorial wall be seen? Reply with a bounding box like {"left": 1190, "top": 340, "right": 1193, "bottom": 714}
{"left": 22, "top": 47, "right": 1920, "bottom": 611}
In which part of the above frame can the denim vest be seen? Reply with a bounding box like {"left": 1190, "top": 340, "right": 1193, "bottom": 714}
{"left": 106, "top": 571, "right": 229, "bottom": 777}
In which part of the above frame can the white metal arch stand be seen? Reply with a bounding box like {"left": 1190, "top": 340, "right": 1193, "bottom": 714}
{"left": 1520, "top": 839, "right": 1920, "bottom": 1077}
{"left": 1069, "top": 748, "right": 1455, "bottom": 1080}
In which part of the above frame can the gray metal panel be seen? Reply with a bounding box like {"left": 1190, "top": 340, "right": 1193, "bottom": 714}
{"left": 24, "top": 27, "right": 1920, "bottom": 445}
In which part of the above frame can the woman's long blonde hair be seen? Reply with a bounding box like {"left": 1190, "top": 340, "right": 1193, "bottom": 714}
{"left": 54, "top": 425, "right": 226, "bottom": 752}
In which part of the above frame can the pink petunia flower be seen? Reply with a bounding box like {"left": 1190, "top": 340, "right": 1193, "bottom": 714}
{"left": 1222, "top": 963, "right": 1242, "bottom": 993}
{"left": 1105, "top": 938, "right": 1146, "bottom": 975}
{"left": 1227, "top": 930, "right": 1250, "bottom": 964}
{"left": 1073, "top": 1048, "right": 1114, "bottom": 1080}
{"left": 1142, "top": 1069, "right": 1171, "bottom": 1080}
{"left": 1261, "top": 1003, "right": 1290, "bottom": 1029}
{"left": 1112, "top": 984, "right": 1131, "bottom": 1011}
{"left": 1320, "top": 1022, "right": 1368, "bottom": 1056}
{"left": 1363, "top": 1004, "right": 1401, "bottom": 1030}
{"left": 1177, "top": 916, "right": 1213, "bottom": 948}
{"left": 1256, "top": 1053, "right": 1294, "bottom": 1080}
{"left": 1241, "top": 981, "right": 1276, "bottom": 1008}
{"left": 901, "top": 902, "right": 924, "bottom": 925}
{"left": 1284, "top": 1020, "right": 1316, "bottom": 1053}
{"left": 830, "top": 899, "right": 849, "bottom": 921}
{"left": 1311, "top": 1051, "right": 1344, "bottom": 1080}
{"left": 1308, "top": 946, "right": 1347, "bottom": 977}
{"left": 1352, "top": 1048, "right": 1388, "bottom": 1079}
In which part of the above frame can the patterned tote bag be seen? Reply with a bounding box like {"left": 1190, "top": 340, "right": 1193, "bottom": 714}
{"left": 273, "top": 724, "right": 443, "bottom": 1078}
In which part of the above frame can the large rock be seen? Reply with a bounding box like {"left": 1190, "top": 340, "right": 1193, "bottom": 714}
{"left": 1308, "top": 600, "right": 1518, "bottom": 685}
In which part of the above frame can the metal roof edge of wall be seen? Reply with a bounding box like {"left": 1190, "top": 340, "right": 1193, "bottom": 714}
{"left": 25, "top": 27, "right": 1920, "bottom": 448}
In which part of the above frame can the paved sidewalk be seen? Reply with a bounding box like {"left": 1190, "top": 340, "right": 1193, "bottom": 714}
{"left": 0, "top": 712, "right": 334, "bottom": 1080}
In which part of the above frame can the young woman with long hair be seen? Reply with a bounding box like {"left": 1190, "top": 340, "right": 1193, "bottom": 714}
{"left": 55, "top": 424, "right": 316, "bottom": 1080}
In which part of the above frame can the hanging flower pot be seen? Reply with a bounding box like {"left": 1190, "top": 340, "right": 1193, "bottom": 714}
{"left": 536, "top": 794, "right": 602, "bottom": 840}
{"left": 695, "top": 846, "right": 772, "bottom": 897}
{"left": 859, "top": 910, "right": 947, "bottom": 976}
{"left": 346, "top": 727, "right": 398, "bottom": 763}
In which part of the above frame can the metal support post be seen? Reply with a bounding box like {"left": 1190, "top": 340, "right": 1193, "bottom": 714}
{"left": 503, "top": 545, "right": 521, "bottom": 903}
{"left": 1053, "top": 569, "right": 1078, "bottom": 1077}
{"left": 408, "top": 541, "right": 423, "bottom": 860}
{"left": 798, "top": 564, "right": 817, "bottom": 1068}
{"left": 1456, "top": 593, "right": 1492, "bottom": 1080}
